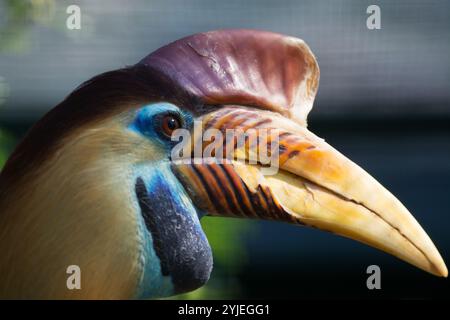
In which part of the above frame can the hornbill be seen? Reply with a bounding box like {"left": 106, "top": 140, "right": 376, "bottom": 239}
{"left": 0, "top": 30, "right": 446, "bottom": 299}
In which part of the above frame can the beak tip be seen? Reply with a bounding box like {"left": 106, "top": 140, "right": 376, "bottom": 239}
{"left": 437, "top": 264, "right": 448, "bottom": 278}
{"left": 427, "top": 255, "right": 448, "bottom": 277}
{"left": 435, "top": 269, "right": 448, "bottom": 278}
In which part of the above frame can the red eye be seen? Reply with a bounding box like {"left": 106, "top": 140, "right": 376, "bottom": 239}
{"left": 161, "top": 114, "right": 181, "bottom": 138}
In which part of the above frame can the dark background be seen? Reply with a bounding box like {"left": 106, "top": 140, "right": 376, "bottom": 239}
{"left": 1, "top": 0, "right": 449, "bottom": 299}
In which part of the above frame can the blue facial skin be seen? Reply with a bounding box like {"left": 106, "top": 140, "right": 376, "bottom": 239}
{"left": 128, "top": 103, "right": 212, "bottom": 299}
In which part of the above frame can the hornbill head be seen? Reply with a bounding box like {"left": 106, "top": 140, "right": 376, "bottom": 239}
{"left": 0, "top": 30, "right": 446, "bottom": 299}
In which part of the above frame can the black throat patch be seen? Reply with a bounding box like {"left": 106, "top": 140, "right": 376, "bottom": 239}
{"left": 134, "top": 176, "right": 213, "bottom": 294}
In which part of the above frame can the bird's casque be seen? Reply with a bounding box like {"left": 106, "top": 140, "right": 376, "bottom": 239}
{"left": 0, "top": 30, "right": 446, "bottom": 299}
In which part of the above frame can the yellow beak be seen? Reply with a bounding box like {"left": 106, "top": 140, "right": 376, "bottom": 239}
{"left": 172, "top": 106, "right": 447, "bottom": 277}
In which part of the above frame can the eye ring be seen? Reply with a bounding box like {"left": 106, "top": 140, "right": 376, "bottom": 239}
{"left": 160, "top": 113, "right": 182, "bottom": 138}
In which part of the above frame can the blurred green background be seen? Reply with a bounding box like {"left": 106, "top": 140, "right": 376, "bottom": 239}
{"left": 1, "top": 0, "right": 449, "bottom": 299}
{"left": 0, "top": 129, "right": 12, "bottom": 167}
